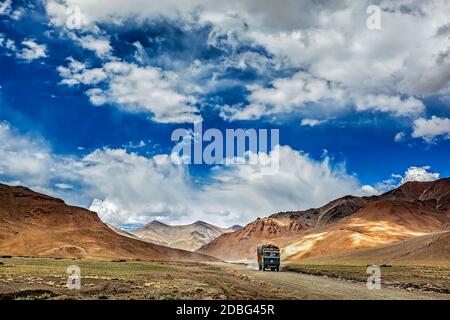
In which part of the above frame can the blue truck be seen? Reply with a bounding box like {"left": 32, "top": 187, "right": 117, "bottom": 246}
{"left": 257, "top": 244, "right": 280, "bottom": 271}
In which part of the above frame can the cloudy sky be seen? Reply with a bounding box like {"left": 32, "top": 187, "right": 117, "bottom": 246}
{"left": 0, "top": 0, "right": 449, "bottom": 228}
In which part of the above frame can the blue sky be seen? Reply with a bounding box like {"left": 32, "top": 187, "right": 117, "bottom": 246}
{"left": 0, "top": 0, "right": 449, "bottom": 227}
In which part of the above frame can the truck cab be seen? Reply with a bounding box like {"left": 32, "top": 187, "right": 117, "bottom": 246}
{"left": 257, "top": 244, "right": 280, "bottom": 271}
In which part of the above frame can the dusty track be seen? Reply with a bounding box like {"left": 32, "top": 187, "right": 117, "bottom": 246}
{"left": 218, "top": 263, "right": 450, "bottom": 300}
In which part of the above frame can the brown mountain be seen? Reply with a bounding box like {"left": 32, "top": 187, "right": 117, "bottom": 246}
{"left": 282, "top": 199, "right": 448, "bottom": 261}
{"left": 133, "top": 220, "right": 242, "bottom": 251}
{"left": 197, "top": 195, "right": 376, "bottom": 261}
{"left": 198, "top": 178, "right": 450, "bottom": 264}
{"left": 295, "top": 230, "right": 450, "bottom": 266}
{"left": 0, "top": 184, "right": 217, "bottom": 262}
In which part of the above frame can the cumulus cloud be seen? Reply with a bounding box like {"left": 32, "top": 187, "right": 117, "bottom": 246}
{"left": 354, "top": 95, "right": 425, "bottom": 117}
{"left": 360, "top": 184, "right": 379, "bottom": 196}
{"left": 90, "top": 147, "right": 360, "bottom": 226}
{"left": 0, "top": 0, "right": 11, "bottom": 15}
{"left": 221, "top": 73, "right": 425, "bottom": 121}
{"left": 248, "top": 1, "right": 450, "bottom": 96}
{"left": 16, "top": 39, "right": 48, "bottom": 62}
{"left": 0, "top": 37, "right": 47, "bottom": 63}
{"left": 400, "top": 166, "right": 440, "bottom": 184}
{"left": 0, "top": 122, "right": 363, "bottom": 226}
{"left": 1, "top": 121, "right": 446, "bottom": 227}
{"left": 58, "top": 59, "right": 201, "bottom": 123}
{"left": 361, "top": 165, "right": 441, "bottom": 195}
{"left": 0, "top": 34, "right": 17, "bottom": 52}
{"left": 0, "top": 0, "right": 26, "bottom": 20}
{"left": 0, "top": 122, "right": 55, "bottom": 186}
{"left": 43, "top": 1, "right": 450, "bottom": 127}
{"left": 73, "top": 34, "right": 112, "bottom": 57}
{"left": 221, "top": 71, "right": 346, "bottom": 120}
{"left": 77, "top": 146, "right": 363, "bottom": 226}
{"left": 412, "top": 116, "right": 450, "bottom": 143}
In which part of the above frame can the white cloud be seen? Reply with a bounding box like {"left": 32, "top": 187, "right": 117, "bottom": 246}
{"left": 412, "top": 116, "right": 450, "bottom": 143}
{"left": 58, "top": 59, "right": 201, "bottom": 123}
{"left": 82, "top": 146, "right": 362, "bottom": 226}
{"left": 0, "top": 0, "right": 25, "bottom": 20}
{"left": 44, "top": 1, "right": 450, "bottom": 125}
{"left": 0, "top": 122, "right": 56, "bottom": 186}
{"left": 2, "top": 121, "right": 445, "bottom": 227}
{"left": 74, "top": 34, "right": 112, "bottom": 57}
{"left": 300, "top": 118, "right": 328, "bottom": 127}
{"left": 0, "top": 35, "right": 17, "bottom": 52}
{"left": 0, "top": 122, "right": 363, "bottom": 226}
{"left": 0, "top": 34, "right": 17, "bottom": 54}
{"left": 360, "top": 184, "right": 379, "bottom": 196}
{"left": 16, "top": 39, "right": 48, "bottom": 62}
{"left": 221, "top": 71, "right": 346, "bottom": 120}
{"left": 355, "top": 94, "right": 425, "bottom": 117}
{"left": 55, "top": 183, "right": 73, "bottom": 190}
{"left": 57, "top": 58, "right": 107, "bottom": 86}
{"left": 394, "top": 131, "right": 406, "bottom": 143}
{"left": 0, "top": 0, "right": 11, "bottom": 16}
{"left": 221, "top": 73, "right": 425, "bottom": 121}
{"left": 360, "top": 165, "right": 441, "bottom": 195}
{"left": 401, "top": 166, "right": 440, "bottom": 184}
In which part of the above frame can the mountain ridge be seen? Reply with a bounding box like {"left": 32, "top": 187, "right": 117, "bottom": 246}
{"left": 197, "top": 178, "right": 450, "bottom": 264}
{"left": 0, "top": 183, "right": 217, "bottom": 262}
{"left": 132, "top": 219, "right": 242, "bottom": 251}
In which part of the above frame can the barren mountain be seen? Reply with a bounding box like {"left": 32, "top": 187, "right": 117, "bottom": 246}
{"left": 383, "top": 178, "right": 450, "bottom": 214}
{"left": 282, "top": 199, "right": 448, "bottom": 261}
{"left": 133, "top": 220, "right": 241, "bottom": 251}
{"left": 0, "top": 184, "right": 217, "bottom": 262}
{"left": 198, "top": 178, "right": 450, "bottom": 263}
{"left": 294, "top": 230, "right": 450, "bottom": 266}
{"left": 197, "top": 195, "right": 376, "bottom": 261}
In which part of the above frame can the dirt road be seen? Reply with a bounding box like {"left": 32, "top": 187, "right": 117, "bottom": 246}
{"left": 220, "top": 263, "right": 450, "bottom": 300}
{"left": 1, "top": 257, "right": 449, "bottom": 300}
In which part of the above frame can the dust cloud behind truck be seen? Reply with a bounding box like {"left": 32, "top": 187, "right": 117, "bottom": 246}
{"left": 257, "top": 244, "right": 280, "bottom": 271}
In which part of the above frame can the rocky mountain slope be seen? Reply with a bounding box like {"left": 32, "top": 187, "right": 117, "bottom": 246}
{"left": 0, "top": 184, "right": 217, "bottom": 262}
{"left": 198, "top": 178, "right": 450, "bottom": 264}
{"left": 133, "top": 220, "right": 242, "bottom": 251}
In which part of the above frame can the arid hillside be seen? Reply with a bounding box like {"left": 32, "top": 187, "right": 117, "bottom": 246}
{"left": 133, "top": 220, "right": 241, "bottom": 251}
{"left": 198, "top": 178, "right": 450, "bottom": 264}
{"left": 294, "top": 230, "right": 450, "bottom": 266}
{"left": 0, "top": 184, "right": 217, "bottom": 262}
{"left": 282, "top": 199, "right": 448, "bottom": 262}
{"left": 197, "top": 195, "right": 377, "bottom": 261}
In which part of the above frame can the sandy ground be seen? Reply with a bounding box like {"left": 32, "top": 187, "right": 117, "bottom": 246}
{"left": 0, "top": 257, "right": 448, "bottom": 300}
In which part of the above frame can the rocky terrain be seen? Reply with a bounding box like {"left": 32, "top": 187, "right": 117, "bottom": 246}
{"left": 133, "top": 220, "right": 241, "bottom": 251}
{"left": 198, "top": 178, "right": 450, "bottom": 265}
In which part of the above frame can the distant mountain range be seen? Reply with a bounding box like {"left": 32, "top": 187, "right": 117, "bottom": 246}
{"left": 0, "top": 184, "right": 217, "bottom": 262}
{"left": 132, "top": 220, "right": 242, "bottom": 251}
{"left": 198, "top": 178, "right": 450, "bottom": 265}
